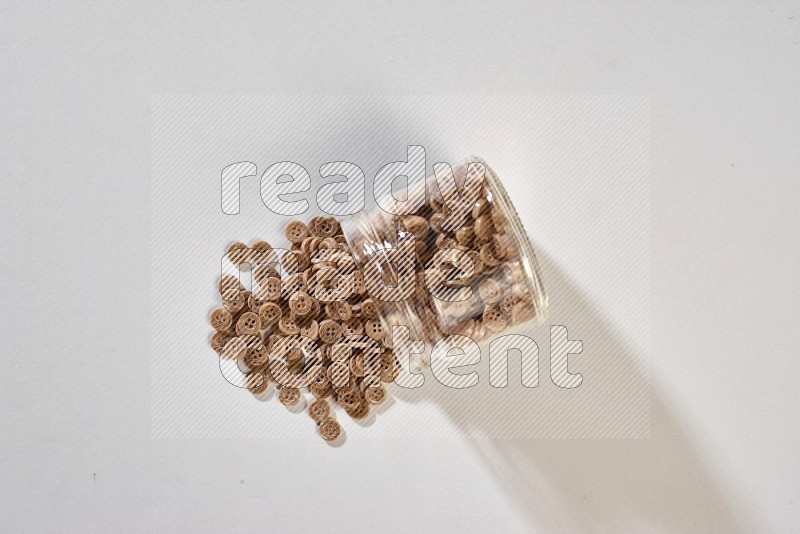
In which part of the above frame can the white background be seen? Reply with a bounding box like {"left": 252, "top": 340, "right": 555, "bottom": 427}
{"left": 2, "top": 1, "right": 799, "bottom": 532}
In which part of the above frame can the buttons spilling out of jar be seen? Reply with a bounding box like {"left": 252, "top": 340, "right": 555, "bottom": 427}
{"left": 209, "top": 160, "right": 543, "bottom": 443}
{"left": 209, "top": 216, "right": 399, "bottom": 443}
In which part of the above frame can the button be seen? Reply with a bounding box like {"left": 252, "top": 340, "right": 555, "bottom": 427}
{"left": 318, "top": 319, "right": 343, "bottom": 344}
{"left": 482, "top": 306, "right": 507, "bottom": 332}
{"left": 474, "top": 214, "right": 494, "bottom": 241}
{"left": 278, "top": 316, "right": 300, "bottom": 336}
{"left": 346, "top": 401, "right": 370, "bottom": 420}
{"left": 472, "top": 197, "right": 490, "bottom": 219}
{"left": 479, "top": 243, "right": 501, "bottom": 267}
{"left": 227, "top": 241, "right": 249, "bottom": 265}
{"left": 245, "top": 372, "right": 268, "bottom": 394}
{"left": 315, "top": 217, "right": 339, "bottom": 238}
{"left": 235, "top": 311, "right": 261, "bottom": 336}
{"left": 401, "top": 215, "right": 429, "bottom": 239}
{"left": 364, "top": 384, "right": 387, "bottom": 405}
{"left": 210, "top": 331, "right": 231, "bottom": 354}
{"left": 365, "top": 319, "right": 385, "bottom": 340}
{"left": 284, "top": 221, "right": 309, "bottom": 243}
{"left": 341, "top": 317, "right": 363, "bottom": 337}
{"left": 326, "top": 360, "right": 350, "bottom": 388}
{"left": 209, "top": 308, "right": 233, "bottom": 332}
{"left": 299, "top": 319, "right": 319, "bottom": 341}
{"left": 349, "top": 353, "right": 365, "bottom": 377}
{"left": 478, "top": 278, "right": 503, "bottom": 305}
{"left": 244, "top": 345, "right": 268, "bottom": 370}
{"left": 336, "top": 389, "right": 361, "bottom": 411}
{"left": 308, "top": 399, "right": 331, "bottom": 423}
{"left": 318, "top": 418, "right": 342, "bottom": 441}
{"left": 334, "top": 301, "right": 352, "bottom": 321}
{"left": 511, "top": 301, "right": 535, "bottom": 324}
{"left": 221, "top": 336, "right": 248, "bottom": 361}
{"left": 289, "top": 290, "right": 314, "bottom": 316}
{"left": 361, "top": 298, "right": 378, "bottom": 319}
{"left": 217, "top": 274, "right": 243, "bottom": 295}
{"left": 258, "top": 302, "right": 282, "bottom": 326}
{"left": 278, "top": 386, "right": 301, "bottom": 407}
{"left": 499, "top": 294, "right": 517, "bottom": 315}
{"left": 310, "top": 382, "right": 333, "bottom": 399}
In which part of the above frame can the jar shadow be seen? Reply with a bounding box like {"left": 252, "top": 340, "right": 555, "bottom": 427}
{"left": 389, "top": 249, "right": 752, "bottom": 533}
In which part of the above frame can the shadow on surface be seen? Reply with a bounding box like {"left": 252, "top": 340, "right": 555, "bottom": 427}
{"left": 394, "top": 250, "right": 749, "bottom": 532}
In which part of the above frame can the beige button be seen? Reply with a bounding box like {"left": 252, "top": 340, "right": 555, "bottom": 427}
{"left": 364, "top": 319, "right": 385, "bottom": 340}
{"left": 278, "top": 386, "right": 301, "bottom": 407}
{"left": 310, "top": 381, "right": 333, "bottom": 399}
{"left": 251, "top": 239, "right": 271, "bottom": 252}
{"left": 364, "top": 384, "right": 387, "bottom": 405}
{"left": 333, "top": 301, "right": 352, "bottom": 321}
{"left": 430, "top": 212, "right": 445, "bottom": 233}
{"left": 261, "top": 276, "right": 282, "bottom": 301}
{"left": 301, "top": 236, "right": 321, "bottom": 254}
{"left": 308, "top": 216, "right": 323, "bottom": 236}
{"left": 319, "top": 237, "right": 338, "bottom": 249}
{"left": 308, "top": 399, "right": 331, "bottom": 423}
{"left": 318, "top": 418, "right": 342, "bottom": 441}
{"left": 299, "top": 319, "right": 319, "bottom": 340}
{"left": 455, "top": 225, "right": 475, "bottom": 246}
{"left": 360, "top": 298, "right": 378, "bottom": 319}
{"left": 315, "top": 217, "right": 339, "bottom": 238}
{"left": 318, "top": 319, "right": 343, "bottom": 344}
{"left": 210, "top": 331, "right": 231, "bottom": 353}
{"left": 346, "top": 401, "right": 370, "bottom": 420}
{"left": 221, "top": 336, "right": 248, "bottom": 361}
{"left": 209, "top": 308, "right": 233, "bottom": 332}
{"left": 278, "top": 316, "right": 300, "bottom": 336}
{"left": 482, "top": 306, "right": 507, "bottom": 332}
{"left": 478, "top": 278, "right": 503, "bottom": 305}
{"left": 217, "top": 274, "right": 242, "bottom": 295}
{"left": 288, "top": 291, "right": 313, "bottom": 315}
{"left": 247, "top": 290, "right": 270, "bottom": 313}
{"left": 235, "top": 311, "right": 261, "bottom": 336}
{"left": 244, "top": 345, "right": 268, "bottom": 370}
{"left": 337, "top": 389, "right": 361, "bottom": 411}
{"left": 285, "top": 221, "right": 309, "bottom": 243}
{"left": 401, "top": 215, "right": 429, "bottom": 239}
{"left": 511, "top": 301, "right": 535, "bottom": 324}
{"left": 499, "top": 294, "right": 517, "bottom": 315}
{"left": 435, "top": 234, "right": 457, "bottom": 250}
{"left": 327, "top": 360, "right": 350, "bottom": 388}
{"left": 245, "top": 372, "right": 268, "bottom": 394}
{"left": 474, "top": 214, "right": 494, "bottom": 241}
{"left": 479, "top": 243, "right": 501, "bottom": 267}
{"left": 341, "top": 317, "right": 363, "bottom": 337}
{"left": 258, "top": 302, "right": 282, "bottom": 326}
{"left": 349, "top": 353, "right": 365, "bottom": 377}
{"left": 226, "top": 241, "right": 249, "bottom": 265}
{"left": 472, "top": 197, "right": 491, "bottom": 219}
{"left": 221, "top": 294, "right": 244, "bottom": 315}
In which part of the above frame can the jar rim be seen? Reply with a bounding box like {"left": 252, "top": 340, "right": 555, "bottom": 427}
{"left": 471, "top": 156, "right": 548, "bottom": 320}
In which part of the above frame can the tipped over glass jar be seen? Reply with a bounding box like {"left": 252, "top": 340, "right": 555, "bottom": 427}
{"left": 339, "top": 156, "right": 548, "bottom": 367}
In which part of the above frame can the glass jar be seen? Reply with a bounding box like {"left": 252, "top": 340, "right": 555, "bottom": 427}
{"left": 340, "top": 156, "right": 548, "bottom": 367}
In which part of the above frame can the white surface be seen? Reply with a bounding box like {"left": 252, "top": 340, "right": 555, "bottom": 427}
{"left": 2, "top": 1, "right": 799, "bottom": 532}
